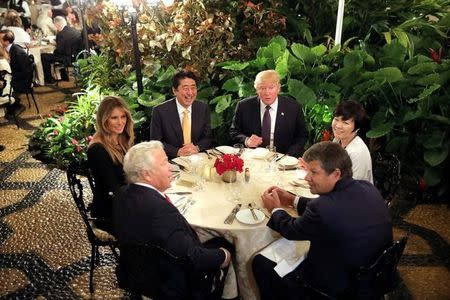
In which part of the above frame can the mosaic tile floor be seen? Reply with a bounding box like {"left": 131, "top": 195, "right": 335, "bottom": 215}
{"left": 0, "top": 81, "right": 449, "bottom": 299}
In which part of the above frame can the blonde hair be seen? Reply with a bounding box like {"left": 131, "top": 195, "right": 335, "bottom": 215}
{"left": 90, "top": 96, "right": 134, "bottom": 164}
{"left": 254, "top": 70, "right": 281, "bottom": 89}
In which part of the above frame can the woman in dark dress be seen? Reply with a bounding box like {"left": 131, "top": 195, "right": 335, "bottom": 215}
{"left": 87, "top": 96, "right": 134, "bottom": 233}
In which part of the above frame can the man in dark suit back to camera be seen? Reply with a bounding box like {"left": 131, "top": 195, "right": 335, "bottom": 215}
{"left": 150, "top": 69, "right": 212, "bottom": 159}
{"left": 0, "top": 29, "right": 32, "bottom": 94}
{"left": 252, "top": 141, "right": 393, "bottom": 299}
{"left": 113, "top": 141, "right": 233, "bottom": 299}
{"left": 41, "top": 16, "right": 81, "bottom": 84}
{"left": 230, "top": 69, "right": 308, "bottom": 157}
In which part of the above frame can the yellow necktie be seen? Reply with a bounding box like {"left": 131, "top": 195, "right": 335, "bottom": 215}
{"left": 182, "top": 109, "right": 191, "bottom": 144}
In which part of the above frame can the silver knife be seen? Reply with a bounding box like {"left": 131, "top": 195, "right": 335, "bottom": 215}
{"left": 166, "top": 191, "right": 192, "bottom": 195}
{"left": 248, "top": 203, "right": 259, "bottom": 220}
{"left": 224, "top": 204, "right": 242, "bottom": 224}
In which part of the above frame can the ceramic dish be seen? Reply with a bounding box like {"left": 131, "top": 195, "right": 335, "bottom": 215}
{"left": 236, "top": 209, "right": 265, "bottom": 225}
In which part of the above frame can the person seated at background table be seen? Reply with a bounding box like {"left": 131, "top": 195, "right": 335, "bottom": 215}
{"left": 113, "top": 141, "right": 233, "bottom": 299}
{"left": 7, "top": 0, "right": 31, "bottom": 29}
{"left": 150, "top": 69, "right": 212, "bottom": 159}
{"left": 230, "top": 69, "right": 308, "bottom": 157}
{"left": 41, "top": 15, "right": 81, "bottom": 84}
{"left": 0, "top": 29, "right": 32, "bottom": 100}
{"left": 252, "top": 141, "right": 393, "bottom": 299}
{"left": 36, "top": 4, "right": 56, "bottom": 36}
{"left": 1, "top": 10, "right": 30, "bottom": 47}
{"left": 332, "top": 100, "right": 373, "bottom": 182}
{"left": 0, "top": 46, "right": 13, "bottom": 118}
{"left": 87, "top": 96, "right": 134, "bottom": 234}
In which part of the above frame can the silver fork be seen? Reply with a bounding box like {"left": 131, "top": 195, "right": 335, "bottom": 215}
{"left": 224, "top": 204, "right": 242, "bottom": 224}
{"left": 180, "top": 199, "right": 196, "bottom": 215}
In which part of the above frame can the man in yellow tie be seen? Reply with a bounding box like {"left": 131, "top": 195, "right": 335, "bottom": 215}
{"left": 150, "top": 69, "right": 212, "bottom": 158}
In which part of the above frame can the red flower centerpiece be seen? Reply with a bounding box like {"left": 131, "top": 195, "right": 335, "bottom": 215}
{"left": 214, "top": 154, "right": 244, "bottom": 183}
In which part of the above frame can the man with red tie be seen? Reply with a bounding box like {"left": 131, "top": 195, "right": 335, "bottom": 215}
{"left": 113, "top": 141, "right": 233, "bottom": 299}
{"left": 230, "top": 69, "right": 309, "bottom": 157}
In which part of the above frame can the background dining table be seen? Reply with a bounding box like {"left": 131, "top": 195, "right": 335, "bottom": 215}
{"left": 28, "top": 42, "right": 55, "bottom": 86}
{"left": 168, "top": 147, "right": 317, "bottom": 300}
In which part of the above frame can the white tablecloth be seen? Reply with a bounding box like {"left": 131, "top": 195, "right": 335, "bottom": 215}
{"left": 169, "top": 148, "right": 316, "bottom": 300}
{"left": 28, "top": 44, "right": 55, "bottom": 86}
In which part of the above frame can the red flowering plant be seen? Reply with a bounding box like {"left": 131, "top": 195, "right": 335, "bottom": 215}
{"left": 214, "top": 154, "right": 244, "bottom": 175}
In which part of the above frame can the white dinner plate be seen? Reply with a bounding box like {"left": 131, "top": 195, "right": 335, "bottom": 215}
{"left": 236, "top": 209, "right": 265, "bottom": 225}
{"left": 216, "top": 145, "right": 239, "bottom": 154}
{"left": 251, "top": 147, "right": 269, "bottom": 159}
{"left": 278, "top": 155, "right": 299, "bottom": 167}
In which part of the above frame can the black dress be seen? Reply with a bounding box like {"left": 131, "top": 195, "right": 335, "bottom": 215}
{"left": 87, "top": 143, "right": 126, "bottom": 233}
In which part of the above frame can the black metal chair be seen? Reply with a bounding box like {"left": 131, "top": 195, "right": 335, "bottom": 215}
{"left": 304, "top": 236, "right": 408, "bottom": 300}
{"left": 66, "top": 165, "right": 118, "bottom": 294}
{"left": 14, "top": 53, "right": 39, "bottom": 113}
{"left": 372, "top": 152, "right": 401, "bottom": 207}
{"left": 117, "top": 242, "right": 226, "bottom": 300}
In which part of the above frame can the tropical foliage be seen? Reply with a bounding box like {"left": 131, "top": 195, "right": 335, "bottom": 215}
{"left": 31, "top": 0, "right": 450, "bottom": 197}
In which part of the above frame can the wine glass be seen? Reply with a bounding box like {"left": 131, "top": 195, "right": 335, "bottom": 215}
{"left": 265, "top": 145, "right": 277, "bottom": 172}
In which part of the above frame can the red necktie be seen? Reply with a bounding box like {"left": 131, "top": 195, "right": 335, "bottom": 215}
{"left": 164, "top": 194, "right": 172, "bottom": 204}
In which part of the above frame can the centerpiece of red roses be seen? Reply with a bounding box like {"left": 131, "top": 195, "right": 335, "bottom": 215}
{"left": 214, "top": 154, "right": 244, "bottom": 182}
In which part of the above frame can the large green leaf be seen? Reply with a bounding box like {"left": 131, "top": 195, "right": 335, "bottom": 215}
{"left": 343, "top": 51, "right": 364, "bottom": 70}
{"left": 367, "top": 122, "right": 394, "bottom": 138}
{"left": 137, "top": 92, "right": 165, "bottom": 107}
{"left": 374, "top": 67, "right": 403, "bottom": 83}
{"left": 407, "top": 62, "right": 437, "bottom": 75}
{"left": 287, "top": 79, "right": 317, "bottom": 106}
{"left": 275, "top": 50, "right": 290, "bottom": 79}
{"left": 407, "top": 84, "right": 440, "bottom": 103}
{"left": 268, "top": 35, "right": 287, "bottom": 50}
{"left": 291, "top": 43, "right": 315, "bottom": 64}
{"left": 311, "top": 44, "right": 327, "bottom": 57}
{"left": 197, "top": 86, "right": 218, "bottom": 101}
{"left": 222, "top": 77, "right": 243, "bottom": 92}
{"left": 156, "top": 66, "right": 176, "bottom": 84}
{"left": 424, "top": 146, "right": 449, "bottom": 167}
{"left": 415, "top": 74, "right": 441, "bottom": 86}
{"left": 213, "top": 94, "right": 232, "bottom": 114}
{"left": 221, "top": 61, "right": 250, "bottom": 71}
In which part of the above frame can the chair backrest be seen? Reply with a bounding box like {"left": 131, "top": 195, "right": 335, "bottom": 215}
{"left": 117, "top": 242, "right": 189, "bottom": 298}
{"left": 372, "top": 152, "right": 401, "bottom": 206}
{"left": 351, "top": 236, "right": 408, "bottom": 297}
{"left": 66, "top": 165, "right": 103, "bottom": 245}
{"left": 117, "top": 241, "right": 225, "bottom": 299}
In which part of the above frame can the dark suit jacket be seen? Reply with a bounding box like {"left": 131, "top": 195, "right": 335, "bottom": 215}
{"left": 268, "top": 178, "right": 393, "bottom": 295}
{"left": 54, "top": 25, "right": 82, "bottom": 64}
{"left": 150, "top": 98, "right": 212, "bottom": 158}
{"left": 9, "top": 43, "right": 32, "bottom": 92}
{"left": 113, "top": 184, "right": 225, "bottom": 298}
{"left": 230, "top": 95, "right": 308, "bottom": 157}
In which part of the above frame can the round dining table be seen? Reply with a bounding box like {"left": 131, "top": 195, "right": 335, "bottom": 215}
{"left": 168, "top": 147, "right": 317, "bottom": 300}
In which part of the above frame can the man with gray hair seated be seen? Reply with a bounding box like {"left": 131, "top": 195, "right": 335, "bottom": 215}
{"left": 113, "top": 141, "right": 234, "bottom": 299}
{"left": 40, "top": 15, "right": 80, "bottom": 84}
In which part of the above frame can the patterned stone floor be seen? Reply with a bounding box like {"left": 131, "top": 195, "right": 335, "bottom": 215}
{"left": 0, "top": 80, "right": 449, "bottom": 299}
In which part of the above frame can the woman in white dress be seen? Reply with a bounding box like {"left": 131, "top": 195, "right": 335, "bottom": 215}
{"left": 332, "top": 100, "right": 373, "bottom": 183}
{"left": 36, "top": 5, "right": 56, "bottom": 36}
